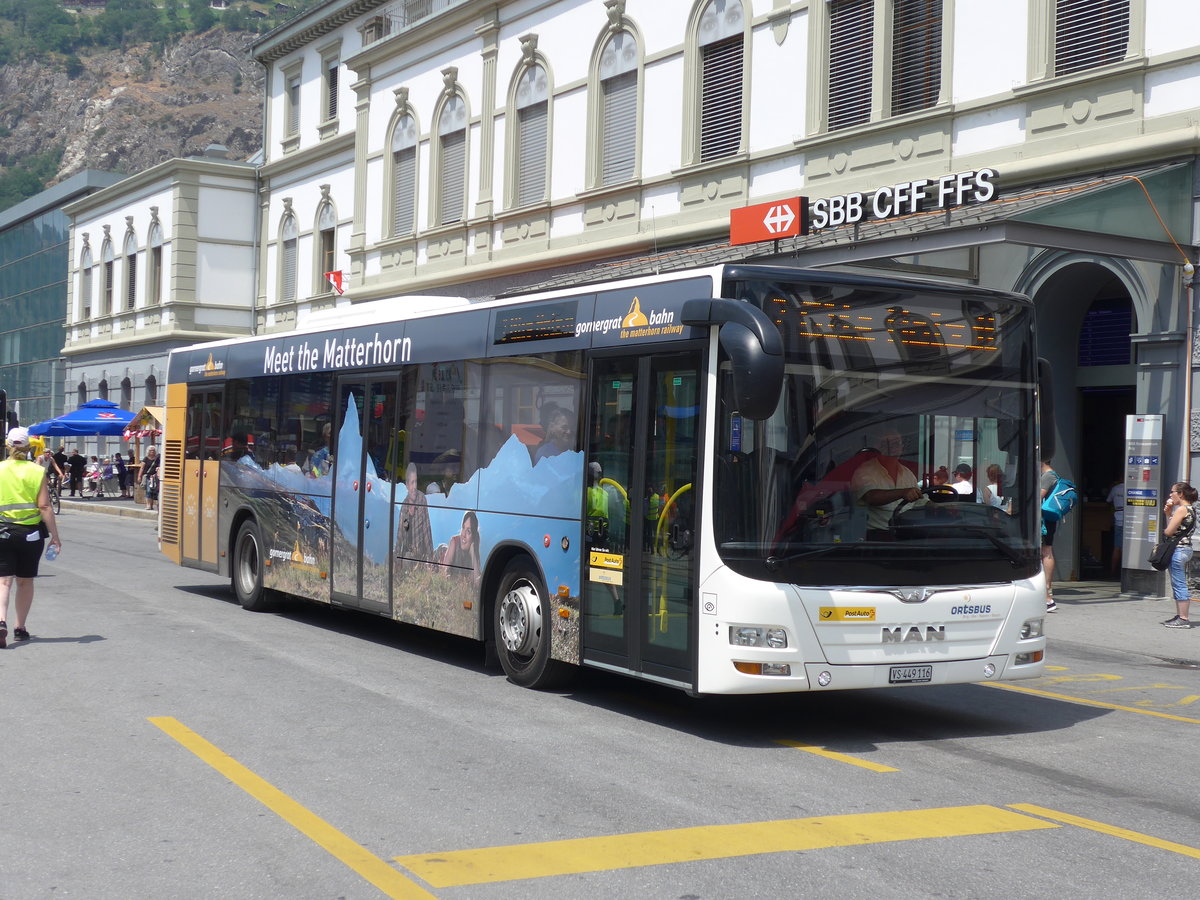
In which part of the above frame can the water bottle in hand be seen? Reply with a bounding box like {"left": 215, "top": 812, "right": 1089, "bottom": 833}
{"left": 45, "top": 543, "right": 59, "bottom": 561}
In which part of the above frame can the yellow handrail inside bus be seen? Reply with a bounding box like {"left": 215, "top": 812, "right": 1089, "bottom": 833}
{"left": 651, "top": 482, "right": 692, "bottom": 634}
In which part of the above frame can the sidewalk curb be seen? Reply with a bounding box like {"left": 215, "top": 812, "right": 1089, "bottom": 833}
{"left": 58, "top": 499, "right": 158, "bottom": 522}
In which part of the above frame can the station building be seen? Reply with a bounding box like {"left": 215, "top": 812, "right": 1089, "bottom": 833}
{"left": 67, "top": 0, "right": 1200, "bottom": 586}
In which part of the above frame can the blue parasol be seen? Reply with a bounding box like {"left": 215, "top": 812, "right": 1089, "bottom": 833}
{"left": 27, "top": 399, "right": 137, "bottom": 437}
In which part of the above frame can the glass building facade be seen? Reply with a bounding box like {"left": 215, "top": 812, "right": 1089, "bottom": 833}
{"left": 0, "top": 171, "right": 125, "bottom": 427}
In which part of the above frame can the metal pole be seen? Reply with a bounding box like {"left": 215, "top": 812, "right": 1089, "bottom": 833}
{"left": 1184, "top": 262, "right": 1195, "bottom": 482}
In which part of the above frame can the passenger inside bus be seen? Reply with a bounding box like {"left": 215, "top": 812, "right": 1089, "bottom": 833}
{"left": 534, "top": 404, "right": 574, "bottom": 462}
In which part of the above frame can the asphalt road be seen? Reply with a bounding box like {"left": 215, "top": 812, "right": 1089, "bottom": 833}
{"left": 0, "top": 510, "right": 1197, "bottom": 899}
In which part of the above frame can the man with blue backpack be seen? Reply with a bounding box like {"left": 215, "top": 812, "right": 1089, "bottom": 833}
{"left": 1041, "top": 458, "right": 1080, "bottom": 612}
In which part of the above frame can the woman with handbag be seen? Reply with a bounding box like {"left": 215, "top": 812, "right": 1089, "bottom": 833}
{"left": 141, "top": 447, "right": 160, "bottom": 512}
{"left": 1160, "top": 481, "right": 1197, "bottom": 628}
{"left": 0, "top": 427, "right": 62, "bottom": 647}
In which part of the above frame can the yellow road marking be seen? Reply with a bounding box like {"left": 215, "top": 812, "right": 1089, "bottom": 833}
{"left": 394, "top": 805, "right": 1056, "bottom": 887}
{"left": 774, "top": 738, "right": 899, "bottom": 772}
{"left": 1010, "top": 804, "right": 1200, "bottom": 859}
{"left": 983, "top": 682, "right": 1200, "bottom": 723}
{"left": 148, "top": 717, "right": 435, "bottom": 900}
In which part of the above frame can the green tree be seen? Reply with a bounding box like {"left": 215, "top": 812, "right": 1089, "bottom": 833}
{"left": 95, "top": 0, "right": 162, "bottom": 48}
{"left": 187, "top": 0, "right": 215, "bottom": 32}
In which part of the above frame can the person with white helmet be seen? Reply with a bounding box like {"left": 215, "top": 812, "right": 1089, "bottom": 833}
{"left": 0, "top": 427, "right": 62, "bottom": 646}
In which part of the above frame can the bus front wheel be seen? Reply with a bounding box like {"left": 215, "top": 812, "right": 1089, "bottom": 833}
{"left": 232, "top": 520, "right": 271, "bottom": 612}
{"left": 494, "top": 559, "right": 565, "bottom": 689}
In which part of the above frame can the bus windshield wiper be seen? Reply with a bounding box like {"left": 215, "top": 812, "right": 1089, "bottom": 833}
{"left": 761, "top": 546, "right": 841, "bottom": 571}
{"left": 959, "top": 526, "right": 1026, "bottom": 567}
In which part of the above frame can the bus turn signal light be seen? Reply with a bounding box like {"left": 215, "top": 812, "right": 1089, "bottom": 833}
{"left": 733, "top": 661, "right": 791, "bottom": 676}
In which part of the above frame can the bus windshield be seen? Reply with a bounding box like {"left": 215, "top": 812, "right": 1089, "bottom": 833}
{"left": 715, "top": 274, "right": 1041, "bottom": 587}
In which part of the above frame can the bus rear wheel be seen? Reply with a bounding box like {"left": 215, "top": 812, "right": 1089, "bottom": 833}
{"left": 494, "top": 559, "right": 565, "bottom": 689}
{"left": 232, "top": 520, "right": 271, "bottom": 611}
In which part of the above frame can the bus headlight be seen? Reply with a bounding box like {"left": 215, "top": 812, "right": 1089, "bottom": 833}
{"left": 730, "top": 626, "right": 788, "bottom": 648}
{"left": 1020, "top": 618, "right": 1044, "bottom": 640}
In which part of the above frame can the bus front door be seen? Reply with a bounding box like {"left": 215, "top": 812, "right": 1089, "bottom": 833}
{"left": 330, "top": 378, "right": 398, "bottom": 614}
{"left": 582, "top": 352, "right": 701, "bottom": 687}
{"left": 181, "top": 389, "right": 222, "bottom": 570}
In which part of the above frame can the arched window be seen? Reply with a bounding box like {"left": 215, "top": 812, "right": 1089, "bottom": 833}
{"left": 101, "top": 239, "right": 115, "bottom": 316}
{"left": 123, "top": 231, "right": 138, "bottom": 310}
{"left": 99, "top": 379, "right": 109, "bottom": 401}
{"left": 147, "top": 222, "right": 164, "bottom": 305}
{"left": 597, "top": 30, "right": 639, "bottom": 186}
{"left": 77, "top": 382, "right": 87, "bottom": 407}
{"left": 513, "top": 63, "right": 549, "bottom": 206}
{"left": 80, "top": 247, "right": 94, "bottom": 320}
{"left": 145, "top": 375, "right": 158, "bottom": 405}
{"left": 696, "top": 0, "right": 745, "bottom": 162}
{"left": 390, "top": 114, "right": 418, "bottom": 237}
{"left": 436, "top": 95, "right": 468, "bottom": 226}
{"left": 120, "top": 377, "right": 132, "bottom": 411}
{"left": 315, "top": 202, "right": 337, "bottom": 292}
{"left": 280, "top": 214, "right": 298, "bottom": 302}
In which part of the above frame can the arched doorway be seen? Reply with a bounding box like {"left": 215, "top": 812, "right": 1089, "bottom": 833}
{"left": 1029, "top": 261, "right": 1137, "bottom": 582}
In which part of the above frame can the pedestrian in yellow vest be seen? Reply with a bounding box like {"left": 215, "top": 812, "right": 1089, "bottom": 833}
{"left": 0, "top": 427, "right": 62, "bottom": 647}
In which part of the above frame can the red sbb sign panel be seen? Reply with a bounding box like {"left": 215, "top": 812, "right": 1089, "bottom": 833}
{"left": 729, "top": 197, "right": 807, "bottom": 246}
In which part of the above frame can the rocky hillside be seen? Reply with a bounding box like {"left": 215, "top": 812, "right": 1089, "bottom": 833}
{"left": 0, "top": 28, "right": 264, "bottom": 185}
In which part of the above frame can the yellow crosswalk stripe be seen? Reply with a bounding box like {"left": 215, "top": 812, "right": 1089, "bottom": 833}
{"left": 395, "top": 805, "right": 1057, "bottom": 887}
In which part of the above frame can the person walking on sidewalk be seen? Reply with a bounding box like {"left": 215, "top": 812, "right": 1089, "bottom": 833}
{"left": 0, "top": 427, "right": 62, "bottom": 647}
{"left": 141, "top": 447, "right": 160, "bottom": 511}
{"left": 1041, "top": 459, "right": 1060, "bottom": 612}
{"left": 1160, "top": 481, "right": 1197, "bottom": 628}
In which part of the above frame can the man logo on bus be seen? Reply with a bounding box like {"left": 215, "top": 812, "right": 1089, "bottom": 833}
{"left": 622, "top": 297, "right": 649, "bottom": 328}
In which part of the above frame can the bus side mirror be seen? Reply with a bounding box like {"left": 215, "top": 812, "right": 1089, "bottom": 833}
{"left": 682, "top": 298, "right": 783, "bottom": 420}
{"left": 1038, "top": 357, "right": 1056, "bottom": 460}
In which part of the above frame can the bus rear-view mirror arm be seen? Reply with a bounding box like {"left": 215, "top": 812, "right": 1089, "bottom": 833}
{"left": 682, "top": 298, "right": 784, "bottom": 420}
{"left": 1038, "top": 357, "right": 1055, "bottom": 460}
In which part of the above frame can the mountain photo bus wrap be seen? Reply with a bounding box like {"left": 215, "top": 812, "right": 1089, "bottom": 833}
{"left": 160, "top": 264, "right": 1046, "bottom": 694}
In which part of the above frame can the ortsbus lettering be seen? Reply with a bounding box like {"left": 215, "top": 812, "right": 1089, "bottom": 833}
{"left": 810, "top": 168, "right": 997, "bottom": 230}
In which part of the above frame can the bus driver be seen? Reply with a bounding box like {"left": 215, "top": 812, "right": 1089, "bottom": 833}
{"left": 851, "top": 428, "right": 923, "bottom": 541}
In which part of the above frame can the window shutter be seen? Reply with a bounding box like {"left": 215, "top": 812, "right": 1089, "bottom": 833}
{"left": 104, "top": 260, "right": 113, "bottom": 315}
{"left": 891, "top": 0, "right": 942, "bottom": 116}
{"left": 81, "top": 267, "right": 92, "bottom": 319}
{"left": 150, "top": 246, "right": 163, "bottom": 305}
{"left": 126, "top": 253, "right": 137, "bottom": 310}
{"left": 391, "top": 116, "right": 418, "bottom": 236}
{"left": 1054, "top": 0, "right": 1129, "bottom": 77}
{"left": 326, "top": 62, "right": 339, "bottom": 120}
{"left": 281, "top": 215, "right": 298, "bottom": 303}
{"left": 601, "top": 70, "right": 637, "bottom": 185}
{"left": 393, "top": 147, "right": 417, "bottom": 236}
{"left": 281, "top": 239, "right": 297, "bottom": 301}
{"left": 288, "top": 76, "right": 300, "bottom": 134}
{"left": 516, "top": 101, "right": 548, "bottom": 206}
{"left": 699, "top": 35, "right": 743, "bottom": 162}
{"left": 828, "top": 0, "right": 873, "bottom": 131}
{"left": 439, "top": 129, "right": 466, "bottom": 225}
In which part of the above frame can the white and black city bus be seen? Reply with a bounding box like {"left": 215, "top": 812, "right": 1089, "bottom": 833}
{"left": 161, "top": 264, "right": 1047, "bottom": 694}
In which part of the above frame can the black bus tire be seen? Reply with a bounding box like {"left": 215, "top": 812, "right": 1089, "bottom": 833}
{"left": 232, "top": 520, "right": 271, "bottom": 612}
{"left": 494, "top": 558, "right": 567, "bottom": 689}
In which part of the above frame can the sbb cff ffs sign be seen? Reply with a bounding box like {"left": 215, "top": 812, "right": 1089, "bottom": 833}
{"left": 729, "top": 197, "right": 808, "bottom": 246}
{"left": 728, "top": 168, "right": 1000, "bottom": 245}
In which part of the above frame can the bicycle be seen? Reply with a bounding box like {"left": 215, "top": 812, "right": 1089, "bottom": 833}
{"left": 48, "top": 473, "right": 62, "bottom": 515}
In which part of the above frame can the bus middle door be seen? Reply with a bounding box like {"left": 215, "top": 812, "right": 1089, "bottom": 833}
{"left": 582, "top": 351, "right": 701, "bottom": 688}
{"left": 181, "top": 388, "right": 222, "bottom": 570}
{"left": 330, "top": 378, "right": 398, "bottom": 614}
